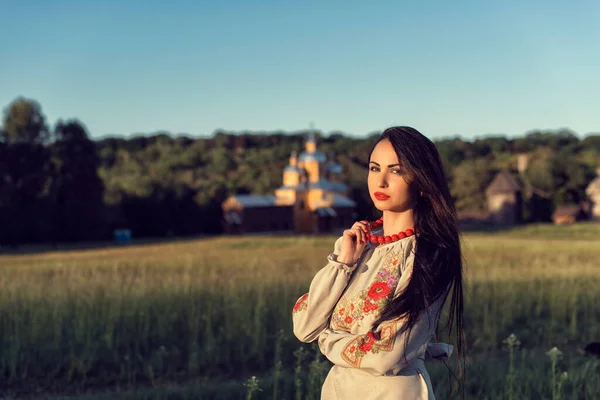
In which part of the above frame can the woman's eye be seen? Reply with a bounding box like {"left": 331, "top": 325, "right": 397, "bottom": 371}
{"left": 392, "top": 169, "right": 402, "bottom": 174}
{"left": 369, "top": 166, "right": 379, "bottom": 172}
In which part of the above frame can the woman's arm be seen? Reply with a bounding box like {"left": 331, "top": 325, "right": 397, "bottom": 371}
{"left": 317, "top": 256, "right": 450, "bottom": 376}
{"left": 292, "top": 236, "right": 359, "bottom": 343}
{"left": 317, "top": 310, "right": 433, "bottom": 376}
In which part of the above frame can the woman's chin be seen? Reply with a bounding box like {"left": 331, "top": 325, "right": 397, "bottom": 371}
{"left": 372, "top": 203, "right": 410, "bottom": 213}
{"left": 372, "top": 203, "right": 389, "bottom": 212}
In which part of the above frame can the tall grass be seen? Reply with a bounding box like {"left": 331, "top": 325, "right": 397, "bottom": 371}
{"left": 0, "top": 223, "right": 599, "bottom": 398}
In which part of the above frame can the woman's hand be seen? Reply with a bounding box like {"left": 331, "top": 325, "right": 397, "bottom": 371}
{"left": 337, "top": 220, "right": 371, "bottom": 265}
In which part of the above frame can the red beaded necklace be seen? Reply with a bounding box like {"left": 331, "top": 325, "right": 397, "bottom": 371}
{"left": 368, "top": 218, "right": 416, "bottom": 245}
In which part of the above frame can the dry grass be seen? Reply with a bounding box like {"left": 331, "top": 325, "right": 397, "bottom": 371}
{"left": 0, "top": 223, "right": 599, "bottom": 399}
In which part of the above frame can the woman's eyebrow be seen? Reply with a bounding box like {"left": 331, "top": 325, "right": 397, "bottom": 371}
{"left": 369, "top": 161, "right": 401, "bottom": 168}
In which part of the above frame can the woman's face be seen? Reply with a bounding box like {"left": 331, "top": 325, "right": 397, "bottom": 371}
{"left": 368, "top": 139, "right": 415, "bottom": 212}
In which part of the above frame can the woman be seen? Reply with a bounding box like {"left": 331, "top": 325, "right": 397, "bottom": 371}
{"left": 292, "top": 126, "right": 465, "bottom": 399}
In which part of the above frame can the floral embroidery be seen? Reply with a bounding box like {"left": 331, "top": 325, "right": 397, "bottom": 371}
{"left": 330, "top": 248, "right": 414, "bottom": 332}
{"left": 330, "top": 247, "right": 410, "bottom": 332}
{"left": 341, "top": 322, "right": 398, "bottom": 368}
{"left": 376, "top": 259, "right": 400, "bottom": 289}
{"left": 363, "top": 300, "right": 378, "bottom": 313}
{"left": 331, "top": 297, "right": 355, "bottom": 331}
{"left": 368, "top": 281, "right": 391, "bottom": 301}
{"left": 330, "top": 241, "right": 416, "bottom": 368}
{"left": 358, "top": 249, "right": 403, "bottom": 316}
{"left": 358, "top": 331, "right": 377, "bottom": 352}
{"left": 293, "top": 293, "right": 309, "bottom": 314}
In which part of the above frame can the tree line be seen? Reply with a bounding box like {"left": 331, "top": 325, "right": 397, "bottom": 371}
{"left": 1, "top": 96, "right": 599, "bottom": 246}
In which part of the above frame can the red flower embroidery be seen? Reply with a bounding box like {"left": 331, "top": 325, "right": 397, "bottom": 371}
{"left": 345, "top": 316, "right": 353, "bottom": 324}
{"left": 393, "top": 259, "right": 398, "bottom": 266}
{"left": 368, "top": 281, "right": 391, "bottom": 301}
{"left": 358, "top": 331, "right": 377, "bottom": 352}
{"left": 341, "top": 325, "right": 394, "bottom": 368}
{"left": 339, "top": 308, "right": 345, "bottom": 315}
{"left": 293, "top": 293, "right": 308, "bottom": 312}
{"left": 363, "top": 300, "right": 379, "bottom": 313}
{"left": 350, "top": 304, "right": 355, "bottom": 311}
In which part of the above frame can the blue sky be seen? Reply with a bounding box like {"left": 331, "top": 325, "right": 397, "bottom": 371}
{"left": 1, "top": 0, "right": 599, "bottom": 140}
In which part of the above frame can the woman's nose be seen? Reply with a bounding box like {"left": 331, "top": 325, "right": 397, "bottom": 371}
{"left": 379, "top": 178, "right": 388, "bottom": 188}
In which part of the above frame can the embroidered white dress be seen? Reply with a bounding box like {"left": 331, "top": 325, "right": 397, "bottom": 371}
{"left": 292, "top": 232, "right": 452, "bottom": 400}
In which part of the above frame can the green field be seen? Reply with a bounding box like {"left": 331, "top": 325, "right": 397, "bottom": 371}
{"left": 1, "top": 223, "right": 600, "bottom": 399}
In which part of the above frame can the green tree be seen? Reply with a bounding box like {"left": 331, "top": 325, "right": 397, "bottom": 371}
{"left": 0, "top": 98, "right": 53, "bottom": 245}
{"left": 1, "top": 97, "right": 50, "bottom": 144}
{"left": 450, "top": 158, "right": 497, "bottom": 212}
{"left": 551, "top": 150, "right": 593, "bottom": 205}
{"left": 434, "top": 138, "right": 470, "bottom": 166}
{"left": 49, "top": 120, "right": 106, "bottom": 242}
{"left": 582, "top": 135, "right": 600, "bottom": 152}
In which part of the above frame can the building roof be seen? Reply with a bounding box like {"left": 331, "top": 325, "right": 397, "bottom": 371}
{"left": 309, "top": 180, "right": 333, "bottom": 190}
{"left": 485, "top": 171, "right": 521, "bottom": 196}
{"left": 325, "top": 162, "right": 343, "bottom": 174}
{"left": 328, "top": 182, "right": 349, "bottom": 191}
{"left": 315, "top": 207, "right": 337, "bottom": 217}
{"left": 277, "top": 183, "right": 306, "bottom": 191}
{"left": 313, "top": 194, "right": 356, "bottom": 209}
{"left": 284, "top": 165, "right": 302, "bottom": 173}
{"left": 231, "top": 194, "right": 277, "bottom": 208}
{"left": 308, "top": 180, "right": 348, "bottom": 191}
{"left": 298, "top": 150, "right": 327, "bottom": 163}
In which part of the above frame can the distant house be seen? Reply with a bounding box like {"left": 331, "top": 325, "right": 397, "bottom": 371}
{"left": 222, "top": 134, "right": 356, "bottom": 234}
{"left": 586, "top": 168, "right": 600, "bottom": 221}
{"left": 221, "top": 195, "right": 294, "bottom": 234}
{"left": 485, "top": 171, "right": 522, "bottom": 226}
{"left": 552, "top": 205, "right": 587, "bottom": 225}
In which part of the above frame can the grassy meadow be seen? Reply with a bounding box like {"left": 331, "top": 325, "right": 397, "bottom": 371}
{"left": 1, "top": 223, "right": 600, "bottom": 399}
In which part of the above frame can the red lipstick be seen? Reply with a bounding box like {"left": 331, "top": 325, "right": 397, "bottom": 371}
{"left": 374, "top": 192, "right": 390, "bottom": 200}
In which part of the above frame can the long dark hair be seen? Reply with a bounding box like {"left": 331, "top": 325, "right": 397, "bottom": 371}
{"left": 370, "top": 126, "right": 466, "bottom": 396}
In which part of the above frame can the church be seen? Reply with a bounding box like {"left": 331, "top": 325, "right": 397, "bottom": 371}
{"left": 221, "top": 134, "right": 356, "bottom": 234}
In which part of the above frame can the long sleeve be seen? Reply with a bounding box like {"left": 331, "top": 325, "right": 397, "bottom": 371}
{"left": 317, "top": 309, "right": 436, "bottom": 376}
{"left": 317, "top": 255, "right": 450, "bottom": 376}
{"left": 292, "top": 236, "right": 359, "bottom": 343}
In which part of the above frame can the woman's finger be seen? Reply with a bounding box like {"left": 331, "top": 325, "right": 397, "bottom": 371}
{"left": 355, "top": 227, "right": 366, "bottom": 244}
{"left": 343, "top": 229, "right": 356, "bottom": 239}
{"left": 354, "top": 221, "right": 369, "bottom": 235}
{"left": 360, "top": 221, "right": 372, "bottom": 242}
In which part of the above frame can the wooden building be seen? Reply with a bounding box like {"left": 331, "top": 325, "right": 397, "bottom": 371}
{"left": 222, "top": 134, "right": 356, "bottom": 234}
{"left": 221, "top": 195, "right": 294, "bottom": 234}
{"left": 485, "top": 171, "right": 522, "bottom": 226}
